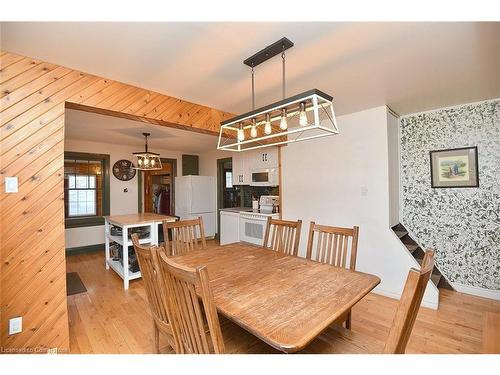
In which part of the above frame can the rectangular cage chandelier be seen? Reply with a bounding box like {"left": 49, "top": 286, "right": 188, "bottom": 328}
{"left": 217, "top": 38, "right": 339, "bottom": 152}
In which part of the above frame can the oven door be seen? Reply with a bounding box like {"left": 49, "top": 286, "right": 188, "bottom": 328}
{"left": 239, "top": 213, "right": 267, "bottom": 246}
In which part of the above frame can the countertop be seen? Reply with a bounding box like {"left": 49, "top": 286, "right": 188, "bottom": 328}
{"left": 219, "top": 207, "right": 253, "bottom": 213}
{"left": 104, "top": 213, "right": 177, "bottom": 226}
{"left": 220, "top": 207, "right": 277, "bottom": 216}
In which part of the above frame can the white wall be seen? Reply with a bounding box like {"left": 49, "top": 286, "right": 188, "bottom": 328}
{"left": 64, "top": 139, "right": 187, "bottom": 248}
{"left": 281, "top": 106, "right": 438, "bottom": 308}
{"left": 387, "top": 110, "right": 400, "bottom": 227}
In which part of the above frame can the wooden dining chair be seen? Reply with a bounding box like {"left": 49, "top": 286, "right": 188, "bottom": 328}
{"left": 305, "top": 222, "right": 360, "bottom": 329}
{"left": 131, "top": 234, "right": 176, "bottom": 353}
{"left": 263, "top": 217, "right": 302, "bottom": 256}
{"left": 157, "top": 252, "right": 279, "bottom": 354}
{"left": 301, "top": 249, "right": 436, "bottom": 354}
{"left": 162, "top": 216, "right": 207, "bottom": 256}
{"left": 158, "top": 252, "right": 225, "bottom": 354}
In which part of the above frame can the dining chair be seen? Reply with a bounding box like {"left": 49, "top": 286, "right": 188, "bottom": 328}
{"left": 158, "top": 252, "right": 224, "bottom": 353}
{"left": 131, "top": 234, "right": 176, "bottom": 353}
{"left": 162, "top": 216, "right": 207, "bottom": 256}
{"left": 263, "top": 217, "right": 302, "bottom": 256}
{"left": 157, "top": 253, "right": 278, "bottom": 354}
{"left": 301, "top": 248, "right": 436, "bottom": 354}
{"left": 305, "top": 222, "right": 359, "bottom": 329}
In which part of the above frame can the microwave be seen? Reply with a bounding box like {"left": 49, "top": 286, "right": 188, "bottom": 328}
{"left": 250, "top": 168, "right": 278, "bottom": 186}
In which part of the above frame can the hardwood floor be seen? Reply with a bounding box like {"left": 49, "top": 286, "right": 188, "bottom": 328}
{"left": 66, "top": 246, "right": 500, "bottom": 354}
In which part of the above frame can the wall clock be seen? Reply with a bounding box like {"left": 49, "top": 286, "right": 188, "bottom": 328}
{"left": 113, "top": 159, "right": 136, "bottom": 181}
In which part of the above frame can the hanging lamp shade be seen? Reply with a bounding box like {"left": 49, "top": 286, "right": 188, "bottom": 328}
{"left": 217, "top": 38, "right": 339, "bottom": 152}
{"left": 217, "top": 89, "right": 339, "bottom": 151}
{"left": 132, "top": 132, "right": 162, "bottom": 170}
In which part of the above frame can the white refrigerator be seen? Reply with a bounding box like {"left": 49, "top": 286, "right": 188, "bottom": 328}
{"left": 174, "top": 175, "right": 216, "bottom": 238}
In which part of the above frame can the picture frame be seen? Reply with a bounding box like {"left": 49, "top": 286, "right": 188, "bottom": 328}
{"left": 430, "top": 146, "right": 479, "bottom": 188}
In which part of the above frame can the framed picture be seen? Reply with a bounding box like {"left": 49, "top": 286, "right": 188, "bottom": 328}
{"left": 430, "top": 146, "right": 479, "bottom": 188}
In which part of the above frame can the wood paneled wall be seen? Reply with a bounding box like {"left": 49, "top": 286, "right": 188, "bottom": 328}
{"left": 0, "top": 49, "right": 233, "bottom": 352}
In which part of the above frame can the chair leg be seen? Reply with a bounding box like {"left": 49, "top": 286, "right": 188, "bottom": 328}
{"left": 346, "top": 311, "right": 352, "bottom": 330}
{"left": 153, "top": 323, "right": 160, "bottom": 353}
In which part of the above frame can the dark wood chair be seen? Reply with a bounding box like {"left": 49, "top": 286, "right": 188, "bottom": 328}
{"left": 263, "top": 217, "right": 302, "bottom": 256}
{"left": 162, "top": 216, "right": 207, "bottom": 256}
{"left": 305, "top": 222, "right": 359, "bottom": 328}
{"left": 301, "top": 249, "right": 436, "bottom": 354}
{"left": 131, "top": 234, "right": 176, "bottom": 353}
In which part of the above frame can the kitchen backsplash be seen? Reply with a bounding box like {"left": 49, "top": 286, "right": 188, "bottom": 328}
{"left": 237, "top": 185, "right": 280, "bottom": 207}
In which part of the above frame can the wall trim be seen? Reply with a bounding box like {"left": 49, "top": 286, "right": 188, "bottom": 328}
{"left": 452, "top": 283, "right": 500, "bottom": 301}
{"left": 399, "top": 97, "right": 500, "bottom": 119}
{"left": 372, "top": 286, "right": 439, "bottom": 310}
{"left": 66, "top": 243, "right": 104, "bottom": 255}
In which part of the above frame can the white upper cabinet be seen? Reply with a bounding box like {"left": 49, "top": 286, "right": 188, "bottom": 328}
{"left": 252, "top": 148, "right": 278, "bottom": 170}
{"left": 232, "top": 147, "right": 279, "bottom": 185}
{"left": 232, "top": 153, "right": 250, "bottom": 185}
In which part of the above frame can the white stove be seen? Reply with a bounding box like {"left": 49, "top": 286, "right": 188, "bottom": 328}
{"left": 239, "top": 195, "right": 279, "bottom": 246}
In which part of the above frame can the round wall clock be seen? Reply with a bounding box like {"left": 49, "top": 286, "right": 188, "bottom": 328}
{"left": 113, "top": 159, "right": 136, "bottom": 181}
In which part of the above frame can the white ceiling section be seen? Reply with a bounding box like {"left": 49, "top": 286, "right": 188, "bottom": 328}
{"left": 2, "top": 22, "right": 499, "bottom": 116}
{"left": 65, "top": 109, "right": 219, "bottom": 153}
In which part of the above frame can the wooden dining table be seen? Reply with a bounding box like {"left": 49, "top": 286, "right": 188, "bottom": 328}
{"left": 172, "top": 243, "right": 381, "bottom": 353}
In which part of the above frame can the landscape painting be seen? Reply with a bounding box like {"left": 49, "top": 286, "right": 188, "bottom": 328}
{"left": 430, "top": 146, "right": 479, "bottom": 188}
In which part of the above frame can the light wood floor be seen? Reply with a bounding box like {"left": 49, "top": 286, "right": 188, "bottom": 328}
{"left": 66, "top": 247, "right": 500, "bottom": 354}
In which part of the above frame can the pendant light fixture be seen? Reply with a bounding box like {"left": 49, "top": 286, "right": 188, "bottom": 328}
{"left": 132, "top": 132, "right": 162, "bottom": 170}
{"left": 218, "top": 37, "right": 339, "bottom": 152}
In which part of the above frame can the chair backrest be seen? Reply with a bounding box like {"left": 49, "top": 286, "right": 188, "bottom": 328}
{"left": 158, "top": 252, "right": 225, "bottom": 354}
{"left": 305, "top": 222, "right": 360, "bottom": 270}
{"left": 162, "top": 216, "right": 207, "bottom": 256}
{"left": 383, "top": 249, "right": 435, "bottom": 354}
{"left": 263, "top": 218, "right": 302, "bottom": 256}
{"left": 131, "top": 234, "right": 176, "bottom": 349}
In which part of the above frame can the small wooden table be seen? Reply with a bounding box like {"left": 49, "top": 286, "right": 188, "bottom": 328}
{"left": 104, "top": 213, "right": 176, "bottom": 289}
{"left": 173, "top": 243, "right": 380, "bottom": 353}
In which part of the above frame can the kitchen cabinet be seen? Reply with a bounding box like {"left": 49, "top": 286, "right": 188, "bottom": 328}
{"left": 252, "top": 148, "right": 278, "bottom": 170}
{"left": 232, "top": 147, "right": 278, "bottom": 185}
{"left": 220, "top": 211, "right": 240, "bottom": 245}
{"left": 232, "top": 153, "right": 250, "bottom": 185}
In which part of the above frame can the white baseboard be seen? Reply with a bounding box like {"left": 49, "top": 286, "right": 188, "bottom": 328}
{"left": 452, "top": 283, "right": 500, "bottom": 301}
{"left": 372, "top": 286, "right": 439, "bottom": 310}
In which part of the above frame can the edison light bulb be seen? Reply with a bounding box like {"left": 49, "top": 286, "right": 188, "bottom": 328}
{"left": 264, "top": 113, "right": 272, "bottom": 135}
{"left": 299, "top": 102, "right": 308, "bottom": 126}
{"left": 144, "top": 157, "right": 149, "bottom": 166}
{"left": 151, "top": 158, "right": 156, "bottom": 166}
{"left": 280, "top": 108, "right": 288, "bottom": 130}
{"left": 250, "top": 118, "right": 257, "bottom": 138}
{"left": 138, "top": 158, "right": 143, "bottom": 166}
{"left": 238, "top": 123, "right": 245, "bottom": 141}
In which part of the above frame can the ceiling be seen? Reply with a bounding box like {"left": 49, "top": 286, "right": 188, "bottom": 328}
{"left": 2, "top": 22, "right": 499, "bottom": 116}
{"left": 65, "top": 109, "right": 219, "bottom": 153}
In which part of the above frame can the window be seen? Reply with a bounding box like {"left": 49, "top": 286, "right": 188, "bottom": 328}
{"left": 225, "top": 171, "right": 233, "bottom": 188}
{"left": 64, "top": 152, "right": 110, "bottom": 228}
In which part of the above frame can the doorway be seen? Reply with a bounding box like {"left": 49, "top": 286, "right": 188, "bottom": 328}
{"left": 139, "top": 158, "right": 177, "bottom": 216}
{"left": 216, "top": 157, "right": 241, "bottom": 237}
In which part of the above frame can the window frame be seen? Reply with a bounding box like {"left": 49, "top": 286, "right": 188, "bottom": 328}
{"left": 64, "top": 151, "right": 110, "bottom": 229}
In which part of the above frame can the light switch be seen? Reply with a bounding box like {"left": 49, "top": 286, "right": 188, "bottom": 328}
{"left": 9, "top": 316, "right": 22, "bottom": 335}
{"left": 5, "top": 176, "right": 18, "bottom": 193}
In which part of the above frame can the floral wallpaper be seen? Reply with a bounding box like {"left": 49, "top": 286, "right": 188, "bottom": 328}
{"left": 400, "top": 99, "right": 500, "bottom": 290}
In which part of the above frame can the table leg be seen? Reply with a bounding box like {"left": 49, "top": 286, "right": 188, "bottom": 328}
{"left": 151, "top": 223, "right": 158, "bottom": 246}
{"left": 123, "top": 226, "right": 129, "bottom": 290}
{"left": 104, "top": 220, "right": 110, "bottom": 270}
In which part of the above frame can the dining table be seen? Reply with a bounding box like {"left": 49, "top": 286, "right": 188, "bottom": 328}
{"left": 172, "top": 243, "right": 381, "bottom": 353}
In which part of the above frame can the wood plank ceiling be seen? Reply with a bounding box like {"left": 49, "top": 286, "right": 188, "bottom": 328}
{"left": 0, "top": 49, "right": 233, "bottom": 352}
